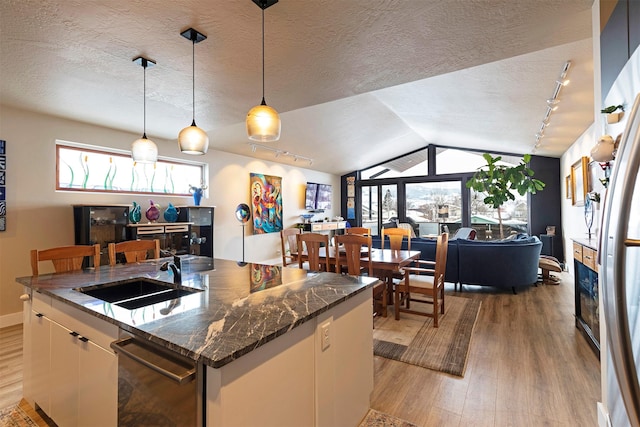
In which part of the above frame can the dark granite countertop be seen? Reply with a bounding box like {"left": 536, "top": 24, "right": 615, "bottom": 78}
{"left": 16, "top": 257, "right": 376, "bottom": 368}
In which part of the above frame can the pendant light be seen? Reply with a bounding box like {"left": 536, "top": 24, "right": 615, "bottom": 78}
{"left": 246, "top": 0, "right": 281, "bottom": 142}
{"left": 131, "top": 56, "right": 158, "bottom": 163}
{"left": 178, "top": 28, "right": 209, "bottom": 155}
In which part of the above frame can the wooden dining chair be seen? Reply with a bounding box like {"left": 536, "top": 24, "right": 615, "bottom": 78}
{"left": 108, "top": 239, "right": 160, "bottom": 266}
{"left": 280, "top": 228, "right": 302, "bottom": 267}
{"left": 297, "top": 233, "right": 330, "bottom": 272}
{"left": 345, "top": 227, "right": 371, "bottom": 236}
{"left": 381, "top": 227, "right": 411, "bottom": 251}
{"left": 334, "top": 234, "right": 373, "bottom": 277}
{"left": 335, "top": 234, "right": 386, "bottom": 318}
{"left": 394, "top": 232, "right": 449, "bottom": 326}
{"left": 31, "top": 244, "right": 101, "bottom": 275}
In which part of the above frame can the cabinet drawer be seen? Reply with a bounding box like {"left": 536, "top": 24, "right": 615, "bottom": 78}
{"left": 583, "top": 247, "right": 598, "bottom": 272}
{"left": 32, "top": 291, "right": 52, "bottom": 314}
{"left": 164, "top": 224, "right": 189, "bottom": 233}
{"left": 51, "top": 299, "right": 119, "bottom": 351}
{"left": 573, "top": 243, "right": 583, "bottom": 263}
{"left": 135, "top": 225, "right": 166, "bottom": 235}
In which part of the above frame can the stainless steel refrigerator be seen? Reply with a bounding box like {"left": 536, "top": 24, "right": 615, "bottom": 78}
{"left": 602, "top": 92, "right": 640, "bottom": 427}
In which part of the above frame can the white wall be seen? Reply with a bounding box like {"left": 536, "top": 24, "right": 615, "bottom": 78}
{"left": 0, "top": 105, "right": 339, "bottom": 323}
{"left": 563, "top": 38, "right": 640, "bottom": 271}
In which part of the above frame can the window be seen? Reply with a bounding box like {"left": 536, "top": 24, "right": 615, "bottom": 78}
{"left": 355, "top": 145, "right": 534, "bottom": 239}
{"left": 361, "top": 148, "right": 428, "bottom": 179}
{"left": 360, "top": 184, "right": 398, "bottom": 235}
{"left": 435, "top": 148, "right": 524, "bottom": 175}
{"left": 361, "top": 186, "right": 379, "bottom": 235}
{"left": 470, "top": 189, "right": 529, "bottom": 240}
{"left": 56, "top": 141, "right": 206, "bottom": 195}
{"left": 405, "top": 181, "right": 462, "bottom": 236}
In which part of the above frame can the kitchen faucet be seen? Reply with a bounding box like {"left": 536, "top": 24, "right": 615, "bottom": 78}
{"left": 161, "top": 255, "right": 182, "bottom": 284}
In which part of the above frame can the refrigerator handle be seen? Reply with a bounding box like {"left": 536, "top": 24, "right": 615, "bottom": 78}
{"left": 603, "top": 92, "right": 640, "bottom": 427}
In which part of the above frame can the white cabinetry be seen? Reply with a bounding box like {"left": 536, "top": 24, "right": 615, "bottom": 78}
{"left": 206, "top": 290, "right": 372, "bottom": 427}
{"left": 29, "top": 297, "right": 52, "bottom": 415}
{"left": 24, "top": 291, "right": 118, "bottom": 427}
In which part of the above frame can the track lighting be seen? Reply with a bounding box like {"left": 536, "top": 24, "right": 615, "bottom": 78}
{"left": 532, "top": 60, "right": 571, "bottom": 152}
{"left": 248, "top": 142, "right": 313, "bottom": 165}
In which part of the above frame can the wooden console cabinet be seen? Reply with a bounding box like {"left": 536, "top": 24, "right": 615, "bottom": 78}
{"left": 572, "top": 238, "right": 600, "bottom": 358}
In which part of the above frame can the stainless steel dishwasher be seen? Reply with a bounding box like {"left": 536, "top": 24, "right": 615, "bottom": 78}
{"left": 111, "top": 332, "right": 203, "bottom": 426}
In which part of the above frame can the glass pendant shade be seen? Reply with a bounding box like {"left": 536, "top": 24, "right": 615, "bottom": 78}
{"left": 179, "top": 120, "right": 209, "bottom": 154}
{"left": 247, "top": 100, "right": 281, "bottom": 142}
{"left": 131, "top": 57, "right": 157, "bottom": 163}
{"left": 179, "top": 28, "right": 209, "bottom": 155}
{"left": 131, "top": 134, "right": 158, "bottom": 163}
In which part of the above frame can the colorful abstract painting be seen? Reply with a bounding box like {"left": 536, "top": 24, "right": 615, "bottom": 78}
{"left": 250, "top": 173, "right": 283, "bottom": 234}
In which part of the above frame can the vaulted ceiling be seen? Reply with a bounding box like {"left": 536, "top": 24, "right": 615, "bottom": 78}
{"left": 0, "top": 0, "right": 595, "bottom": 175}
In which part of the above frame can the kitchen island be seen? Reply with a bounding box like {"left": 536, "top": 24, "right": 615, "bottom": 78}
{"left": 17, "top": 257, "right": 377, "bottom": 427}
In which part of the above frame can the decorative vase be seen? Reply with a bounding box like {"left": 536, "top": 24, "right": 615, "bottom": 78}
{"left": 192, "top": 188, "right": 203, "bottom": 206}
{"left": 163, "top": 203, "right": 179, "bottom": 223}
{"left": 145, "top": 200, "right": 160, "bottom": 222}
{"left": 129, "top": 201, "right": 141, "bottom": 224}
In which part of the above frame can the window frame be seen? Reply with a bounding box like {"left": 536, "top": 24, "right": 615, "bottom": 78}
{"left": 55, "top": 140, "right": 207, "bottom": 196}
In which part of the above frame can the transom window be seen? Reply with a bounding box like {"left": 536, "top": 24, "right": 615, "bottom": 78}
{"left": 56, "top": 141, "right": 206, "bottom": 195}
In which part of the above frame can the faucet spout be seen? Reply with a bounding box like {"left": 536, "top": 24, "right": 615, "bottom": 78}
{"left": 169, "top": 255, "right": 182, "bottom": 284}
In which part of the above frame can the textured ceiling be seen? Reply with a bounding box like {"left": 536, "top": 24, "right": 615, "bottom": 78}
{"left": 0, "top": 0, "right": 595, "bottom": 174}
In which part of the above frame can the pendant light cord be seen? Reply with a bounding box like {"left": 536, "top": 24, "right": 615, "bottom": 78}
{"left": 143, "top": 61, "right": 147, "bottom": 138}
{"left": 192, "top": 37, "right": 196, "bottom": 124}
{"left": 261, "top": 7, "right": 265, "bottom": 102}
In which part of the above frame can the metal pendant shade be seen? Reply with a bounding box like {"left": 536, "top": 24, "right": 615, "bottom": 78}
{"left": 131, "top": 56, "right": 158, "bottom": 163}
{"left": 178, "top": 28, "right": 209, "bottom": 155}
{"left": 246, "top": 0, "right": 280, "bottom": 142}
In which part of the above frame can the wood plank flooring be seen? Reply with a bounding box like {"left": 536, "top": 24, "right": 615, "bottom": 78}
{"left": 0, "top": 323, "right": 22, "bottom": 410}
{"left": 0, "top": 272, "right": 600, "bottom": 426}
{"left": 371, "top": 272, "right": 601, "bottom": 426}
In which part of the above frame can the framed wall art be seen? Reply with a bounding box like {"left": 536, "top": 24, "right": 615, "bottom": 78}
{"left": 565, "top": 175, "right": 572, "bottom": 199}
{"left": 250, "top": 173, "right": 283, "bottom": 234}
{"left": 571, "top": 156, "right": 589, "bottom": 206}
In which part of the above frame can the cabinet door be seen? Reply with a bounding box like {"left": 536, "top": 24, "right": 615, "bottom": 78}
{"left": 78, "top": 340, "right": 118, "bottom": 427}
{"left": 50, "top": 321, "right": 80, "bottom": 427}
{"left": 30, "top": 310, "right": 51, "bottom": 416}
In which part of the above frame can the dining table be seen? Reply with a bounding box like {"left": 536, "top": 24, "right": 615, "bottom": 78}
{"left": 298, "top": 246, "right": 422, "bottom": 317}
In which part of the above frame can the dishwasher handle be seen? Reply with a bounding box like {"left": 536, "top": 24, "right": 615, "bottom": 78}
{"left": 111, "top": 337, "right": 196, "bottom": 385}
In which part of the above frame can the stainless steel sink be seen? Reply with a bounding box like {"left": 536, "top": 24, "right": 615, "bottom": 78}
{"left": 76, "top": 278, "right": 203, "bottom": 310}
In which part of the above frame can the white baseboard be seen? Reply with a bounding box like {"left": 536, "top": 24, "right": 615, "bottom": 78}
{"left": 0, "top": 311, "right": 23, "bottom": 328}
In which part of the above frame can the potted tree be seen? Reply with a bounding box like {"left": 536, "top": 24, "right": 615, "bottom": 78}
{"left": 466, "top": 153, "right": 545, "bottom": 239}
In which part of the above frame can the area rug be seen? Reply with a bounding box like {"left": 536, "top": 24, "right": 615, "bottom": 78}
{"left": 373, "top": 295, "right": 481, "bottom": 377}
{"left": 358, "top": 408, "right": 419, "bottom": 427}
{"left": 0, "top": 400, "right": 51, "bottom": 427}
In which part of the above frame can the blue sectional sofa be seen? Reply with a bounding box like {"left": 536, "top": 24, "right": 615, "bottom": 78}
{"left": 371, "top": 234, "right": 542, "bottom": 293}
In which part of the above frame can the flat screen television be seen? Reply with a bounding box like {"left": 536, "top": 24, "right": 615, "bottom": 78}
{"left": 305, "top": 183, "right": 318, "bottom": 210}
{"left": 315, "top": 184, "right": 332, "bottom": 210}
{"left": 305, "top": 182, "right": 332, "bottom": 210}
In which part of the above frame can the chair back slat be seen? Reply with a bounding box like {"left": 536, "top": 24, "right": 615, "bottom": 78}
{"left": 297, "top": 233, "right": 329, "bottom": 272}
{"left": 381, "top": 227, "right": 411, "bottom": 251}
{"left": 280, "top": 228, "right": 302, "bottom": 266}
{"left": 335, "top": 234, "right": 372, "bottom": 277}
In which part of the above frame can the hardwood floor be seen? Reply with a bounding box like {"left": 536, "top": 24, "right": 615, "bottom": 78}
{"left": 0, "top": 272, "right": 600, "bottom": 426}
{"left": 371, "top": 272, "right": 601, "bottom": 427}
{"left": 0, "top": 323, "right": 22, "bottom": 410}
